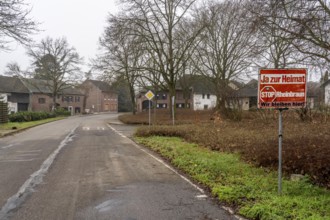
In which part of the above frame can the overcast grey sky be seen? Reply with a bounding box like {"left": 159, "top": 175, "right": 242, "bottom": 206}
{"left": 0, "top": 0, "right": 120, "bottom": 74}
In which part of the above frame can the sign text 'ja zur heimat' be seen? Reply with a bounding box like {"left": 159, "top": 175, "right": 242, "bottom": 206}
{"left": 258, "top": 69, "right": 307, "bottom": 109}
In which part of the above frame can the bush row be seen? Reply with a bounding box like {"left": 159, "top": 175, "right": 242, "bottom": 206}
{"left": 135, "top": 121, "right": 330, "bottom": 189}
{"left": 9, "top": 108, "right": 70, "bottom": 122}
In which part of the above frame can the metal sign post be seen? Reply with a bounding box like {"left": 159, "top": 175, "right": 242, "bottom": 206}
{"left": 172, "top": 96, "right": 175, "bottom": 125}
{"left": 145, "top": 90, "right": 155, "bottom": 127}
{"left": 258, "top": 69, "right": 307, "bottom": 195}
{"left": 277, "top": 108, "right": 287, "bottom": 194}
{"left": 149, "top": 100, "right": 151, "bottom": 127}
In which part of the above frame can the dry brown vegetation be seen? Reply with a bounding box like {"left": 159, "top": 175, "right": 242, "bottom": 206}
{"left": 120, "top": 109, "right": 330, "bottom": 188}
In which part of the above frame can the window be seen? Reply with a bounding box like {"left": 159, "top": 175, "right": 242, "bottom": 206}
{"left": 75, "top": 96, "right": 80, "bottom": 102}
{"left": 204, "top": 105, "right": 208, "bottom": 110}
{"left": 207, "top": 94, "right": 210, "bottom": 99}
{"left": 202, "top": 94, "right": 205, "bottom": 99}
{"left": 156, "top": 93, "right": 167, "bottom": 100}
{"left": 62, "top": 96, "right": 73, "bottom": 102}
{"left": 38, "top": 98, "right": 46, "bottom": 104}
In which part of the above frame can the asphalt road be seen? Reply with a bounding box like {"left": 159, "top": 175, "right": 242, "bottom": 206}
{"left": 0, "top": 114, "right": 235, "bottom": 220}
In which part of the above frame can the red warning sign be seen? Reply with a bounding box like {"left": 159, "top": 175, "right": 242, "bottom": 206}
{"left": 258, "top": 69, "right": 307, "bottom": 109}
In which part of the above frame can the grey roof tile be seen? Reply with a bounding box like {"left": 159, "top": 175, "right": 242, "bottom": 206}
{"left": 0, "top": 75, "right": 30, "bottom": 93}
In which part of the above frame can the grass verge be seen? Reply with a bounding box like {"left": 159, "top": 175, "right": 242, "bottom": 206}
{"left": 136, "top": 136, "right": 330, "bottom": 220}
{"left": 0, "top": 117, "right": 66, "bottom": 136}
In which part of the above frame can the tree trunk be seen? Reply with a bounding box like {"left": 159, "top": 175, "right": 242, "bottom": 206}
{"left": 129, "top": 85, "right": 136, "bottom": 115}
{"left": 52, "top": 95, "right": 56, "bottom": 112}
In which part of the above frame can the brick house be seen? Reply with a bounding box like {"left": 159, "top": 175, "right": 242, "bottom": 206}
{"left": 137, "top": 88, "right": 191, "bottom": 112}
{"left": 21, "top": 78, "right": 84, "bottom": 114}
{"left": 81, "top": 80, "right": 118, "bottom": 113}
{"left": 136, "top": 76, "right": 221, "bottom": 112}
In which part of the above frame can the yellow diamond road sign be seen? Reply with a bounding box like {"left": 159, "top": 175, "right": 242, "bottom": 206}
{"left": 145, "top": 90, "right": 155, "bottom": 100}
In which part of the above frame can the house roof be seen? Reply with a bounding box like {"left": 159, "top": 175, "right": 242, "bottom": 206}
{"left": 191, "top": 79, "right": 216, "bottom": 94}
{"left": 21, "top": 78, "right": 83, "bottom": 95}
{"left": 235, "top": 79, "right": 258, "bottom": 98}
{"left": 61, "top": 86, "right": 84, "bottom": 95}
{"left": 176, "top": 75, "right": 216, "bottom": 94}
{"left": 21, "top": 78, "right": 52, "bottom": 93}
{"left": 86, "top": 80, "right": 114, "bottom": 92}
{"left": 0, "top": 75, "right": 30, "bottom": 94}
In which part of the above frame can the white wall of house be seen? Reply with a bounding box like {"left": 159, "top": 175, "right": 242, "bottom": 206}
{"left": 0, "top": 93, "right": 17, "bottom": 113}
{"left": 325, "top": 84, "right": 330, "bottom": 106}
{"left": 239, "top": 98, "right": 250, "bottom": 111}
{"left": 193, "top": 93, "right": 217, "bottom": 110}
{"left": 0, "top": 93, "right": 8, "bottom": 102}
{"left": 8, "top": 102, "right": 17, "bottom": 113}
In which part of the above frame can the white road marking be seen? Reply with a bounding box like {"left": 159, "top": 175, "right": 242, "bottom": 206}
{"left": 107, "top": 124, "right": 205, "bottom": 194}
{"left": 16, "top": 153, "right": 39, "bottom": 157}
{"left": 0, "top": 159, "right": 37, "bottom": 163}
{"left": 107, "top": 124, "right": 245, "bottom": 220}
{"left": 195, "top": 194, "right": 208, "bottom": 199}
{"left": 0, "top": 125, "right": 78, "bottom": 219}
{"left": 1, "top": 144, "right": 14, "bottom": 149}
{"left": 82, "top": 127, "right": 90, "bottom": 131}
{"left": 16, "top": 150, "right": 41, "bottom": 153}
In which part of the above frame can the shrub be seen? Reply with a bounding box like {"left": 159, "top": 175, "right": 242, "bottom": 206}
{"left": 9, "top": 111, "right": 56, "bottom": 122}
{"left": 136, "top": 120, "right": 330, "bottom": 188}
{"left": 54, "top": 108, "right": 71, "bottom": 116}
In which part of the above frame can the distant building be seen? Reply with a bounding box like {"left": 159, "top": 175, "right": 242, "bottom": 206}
{"left": 190, "top": 77, "right": 217, "bottom": 110}
{"left": 233, "top": 79, "right": 258, "bottom": 110}
{"left": 21, "top": 78, "right": 85, "bottom": 114}
{"left": 81, "top": 80, "right": 118, "bottom": 113}
{"left": 322, "top": 79, "right": 330, "bottom": 106}
{"left": 136, "top": 88, "right": 191, "bottom": 112}
{"left": 307, "top": 82, "right": 322, "bottom": 109}
{"left": 0, "top": 75, "right": 30, "bottom": 113}
{"left": 137, "top": 76, "right": 221, "bottom": 112}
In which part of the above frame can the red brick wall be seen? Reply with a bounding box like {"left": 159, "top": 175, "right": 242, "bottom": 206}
{"left": 30, "top": 93, "right": 84, "bottom": 114}
{"left": 30, "top": 94, "right": 52, "bottom": 112}
{"left": 82, "top": 81, "right": 118, "bottom": 113}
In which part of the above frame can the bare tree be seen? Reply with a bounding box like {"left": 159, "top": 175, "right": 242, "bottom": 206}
{"left": 0, "top": 0, "right": 38, "bottom": 50}
{"left": 4, "top": 62, "right": 27, "bottom": 77}
{"left": 257, "top": 0, "right": 330, "bottom": 64}
{"left": 27, "top": 37, "right": 82, "bottom": 110}
{"left": 95, "top": 14, "right": 145, "bottom": 114}
{"left": 249, "top": 0, "right": 309, "bottom": 69}
{"left": 120, "top": 0, "right": 204, "bottom": 117}
{"left": 193, "top": 0, "right": 258, "bottom": 112}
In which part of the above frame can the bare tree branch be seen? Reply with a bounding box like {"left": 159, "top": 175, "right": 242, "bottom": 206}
{"left": 0, "top": 0, "right": 39, "bottom": 50}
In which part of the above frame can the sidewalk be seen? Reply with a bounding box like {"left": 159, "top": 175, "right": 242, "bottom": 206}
{"left": 0, "top": 129, "right": 17, "bottom": 137}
